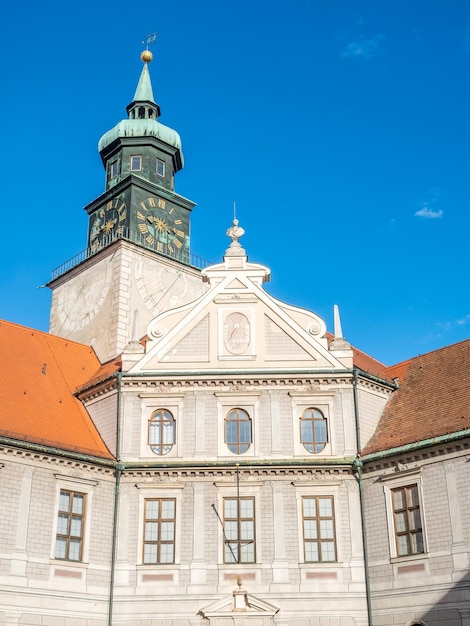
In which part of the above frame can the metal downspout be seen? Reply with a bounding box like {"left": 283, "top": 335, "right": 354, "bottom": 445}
{"left": 108, "top": 372, "right": 123, "bottom": 626}
{"left": 352, "top": 368, "right": 373, "bottom": 626}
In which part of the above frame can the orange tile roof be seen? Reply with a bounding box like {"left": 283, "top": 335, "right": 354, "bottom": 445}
{"left": 351, "top": 344, "right": 388, "bottom": 379}
{"left": 363, "top": 338, "right": 470, "bottom": 455}
{"left": 325, "top": 332, "right": 388, "bottom": 378}
{"left": 0, "top": 320, "right": 113, "bottom": 460}
{"left": 76, "top": 357, "right": 122, "bottom": 393}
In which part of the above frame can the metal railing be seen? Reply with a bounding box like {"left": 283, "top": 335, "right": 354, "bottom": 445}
{"left": 50, "top": 228, "right": 212, "bottom": 282}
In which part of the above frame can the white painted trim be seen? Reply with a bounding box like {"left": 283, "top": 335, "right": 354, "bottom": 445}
{"left": 215, "top": 483, "right": 262, "bottom": 565}
{"left": 136, "top": 485, "right": 183, "bottom": 566}
{"left": 294, "top": 483, "right": 341, "bottom": 564}
{"left": 383, "top": 475, "right": 428, "bottom": 559}
{"left": 51, "top": 476, "right": 97, "bottom": 565}
{"left": 139, "top": 396, "right": 185, "bottom": 459}
{"left": 290, "top": 395, "right": 336, "bottom": 457}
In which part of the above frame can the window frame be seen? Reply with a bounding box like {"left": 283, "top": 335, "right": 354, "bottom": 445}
{"left": 294, "top": 482, "right": 341, "bottom": 565}
{"left": 55, "top": 489, "right": 86, "bottom": 561}
{"left": 136, "top": 483, "right": 184, "bottom": 567}
{"left": 156, "top": 158, "right": 166, "bottom": 177}
{"left": 301, "top": 495, "right": 337, "bottom": 562}
{"left": 290, "top": 396, "right": 334, "bottom": 457}
{"left": 300, "top": 407, "right": 328, "bottom": 454}
{"left": 109, "top": 159, "right": 119, "bottom": 179}
{"left": 391, "top": 484, "right": 425, "bottom": 557}
{"left": 148, "top": 408, "right": 176, "bottom": 456}
{"left": 215, "top": 394, "right": 259, "bottom": 458}
{"left": 383, "top": 473, "right": 428, "bottom": 560}
{"left": 139, "top": 395, "right": 184, "bottom": 459}
{"left": 142, "top": 497, "right": 177, "bottom": 565}
{"left": 215, "top": 481, "right": 262, "bottom": 566}
{"left": 51, "top": 475, "right": 97, "bottom": 564}
{"left": 224, "top": 407, "right": 252, "bottom": 454}
{"left": 223, "top": 496, "right": 256, "bottom": 564}
{"left": 130, "top": 154, "right": 142, "bottom": 172}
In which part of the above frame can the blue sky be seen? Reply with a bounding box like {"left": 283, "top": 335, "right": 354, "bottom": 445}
{"left": 1, "top": 0, "right": 469, "bottom": 365}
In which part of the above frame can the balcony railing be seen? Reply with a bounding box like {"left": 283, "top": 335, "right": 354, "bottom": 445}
{"left": 50, "top": 228, "right": 212, "bottom": 282}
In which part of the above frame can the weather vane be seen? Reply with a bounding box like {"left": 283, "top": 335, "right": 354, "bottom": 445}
{"left": 142, "top": 33, "right": 157, "bottom": 49}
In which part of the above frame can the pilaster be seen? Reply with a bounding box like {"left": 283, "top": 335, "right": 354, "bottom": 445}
{"left": 10, "top": 466, "right": 34, "bottom": 581}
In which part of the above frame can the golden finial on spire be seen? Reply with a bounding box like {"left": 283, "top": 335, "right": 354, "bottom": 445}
{"left": 141, "top": 50, "right": 153, "bottom": 63}
{"left": 141, "top": 32, "right": 157, "bottom": 63}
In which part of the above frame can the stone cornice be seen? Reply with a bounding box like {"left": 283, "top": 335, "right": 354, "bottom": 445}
{"left": 0, "top": 444, "right": 115, "bottom": 475}
{"left": 117, "top": 373, "right": 391, "bottom": 397}
{"left": 362, "top": 437, "right": 470, "bottom": 474}
{"left": 122, "top": 463, "right": 354, "bottom": 481}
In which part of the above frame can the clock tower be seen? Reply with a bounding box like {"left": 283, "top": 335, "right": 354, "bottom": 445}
{"left": 49, "top": 49, "right": 206, "bottom": 362}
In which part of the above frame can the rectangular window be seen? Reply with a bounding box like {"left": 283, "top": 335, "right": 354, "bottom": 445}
{"left": 223, "top": 497, "right": 255, "bottom": 563}
{"left": 143, "top": 498, "right": 176, "bottom": 564}
{"left": 302, "top": 495, "right": 336, "bottom": 562}
{"left": 109, "top": 160, "right": 118, "bottom": 179}
{"left": 156, "top": 158, "right": 165, "bottom": 177}
{"left": 131, "top": 155, "right": 142, "bottom": 171}
{"left": 391, "top": 484, "right": 424, "bottom": 556}
{"left": 55, "top": 489, "right": 86, "bottom": 561}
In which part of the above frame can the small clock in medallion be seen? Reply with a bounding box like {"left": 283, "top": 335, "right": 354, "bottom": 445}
{"left": 89, "top": 197, "right": 127, "bottom": 251}
{"left": 136, "top": 196, "right": 187, "bottom": 256}
{"left": 223, "top": 312, "right": 250, "bottom": 355}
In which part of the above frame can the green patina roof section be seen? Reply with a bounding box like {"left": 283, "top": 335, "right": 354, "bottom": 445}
{"left": 133, "top": 62, "right": 155, "bottom": 103}
{"left": 98, "top": 118, "right": 183, "bottom": 156}
{"left": 98, "top": 59, "right": 183, "bottom": 159}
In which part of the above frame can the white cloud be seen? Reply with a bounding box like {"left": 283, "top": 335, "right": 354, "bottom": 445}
{"left": 414, "top": 188, "right": 444, "bottom": 219}
{"left": 341, "top": 35, "right": 384, "bottom": 60}
{"left": 435, "top": 314, "right": 470, "bottom": 335}
{"left": 414, "top": 206, "right": 444, "bottom": 219}
{"left": 457, "top": 314, "right": 470, "bottom": 326}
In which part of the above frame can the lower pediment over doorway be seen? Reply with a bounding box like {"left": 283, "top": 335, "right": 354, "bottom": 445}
{"left": 199, "top": 585, "right": 279, "bottom": 626}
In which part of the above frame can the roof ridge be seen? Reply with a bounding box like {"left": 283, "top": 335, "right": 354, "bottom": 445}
{"left": 0, "top": 319, "right": 98, "bottom": 353}
{"left": 386, "top": 335, "right": 470, "bottom": 370}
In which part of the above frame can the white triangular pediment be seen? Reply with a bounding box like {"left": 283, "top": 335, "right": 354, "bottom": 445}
{"left": 160, "top": 313, "right": 209, "bottom": 362}
{"left": 128, "top": 253, "right": 353, "bottom": 374}
{"left": 226, "top": 278, "right": 247, "bottom": 290}
{"left": 264, "top": 315, "right": 313, "bottom": 361}
{"left": 199, "top": 589, "right": 279, "bottom": 618}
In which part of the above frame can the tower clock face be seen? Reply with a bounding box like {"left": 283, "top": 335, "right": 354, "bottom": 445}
{"left": 136, "top": 196, "right": 187, "bottom": 256}
{"left": 89, "top": 197, "right": 127, "bottom": 252}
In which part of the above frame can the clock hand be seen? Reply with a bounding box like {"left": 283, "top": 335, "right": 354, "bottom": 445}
{"left": 230, "top": 323, "right": 240, "bottom": 339}
{"left": 146, "top": 215, "right": 172, "bottom": 234}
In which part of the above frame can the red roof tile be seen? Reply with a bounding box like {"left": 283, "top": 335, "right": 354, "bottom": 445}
{"left": 351, "top": 344, "right": 388, "bottom": 379}
{"left": 76, "top": 357, "right": 122, "bottom": 393}
{"left": 0, "top": 320, "right": 113, "bottom": 459}
{"left": 363, "top": 338, "right": 470, "bottom": 455}
{"left": 325, "top": 332, "right": 388, "bottom": 378}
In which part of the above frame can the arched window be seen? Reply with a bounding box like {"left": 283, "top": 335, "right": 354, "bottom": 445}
{"left": 300, "top": 408, "right": 328, "bottom": 453}
{"left": 225, "top": 408, "right": 252, "bottom": 454}
{"left": 148, "top": 409, "right": 175, "bottom": 455}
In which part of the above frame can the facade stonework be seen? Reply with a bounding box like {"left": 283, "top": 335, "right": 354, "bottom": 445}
{"left": 1, "top": 51, "right": 469, "bottom": 626}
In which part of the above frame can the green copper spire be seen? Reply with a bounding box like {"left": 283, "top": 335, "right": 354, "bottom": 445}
{"left": 98, "top": 48, "right": 183, "bottom": 169}
{"left": 126, "top": 50, "right": 161, "bottom": 119}
{"left": 132, "top": 59, "right": 155, "bottom": 104}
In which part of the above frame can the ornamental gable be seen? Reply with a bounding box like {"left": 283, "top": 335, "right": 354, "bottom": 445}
{"left": 127, "top": 249, "right": 353, "bottom": 374}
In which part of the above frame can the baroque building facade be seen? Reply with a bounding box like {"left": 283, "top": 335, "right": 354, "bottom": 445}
{"left": 0, "top": 49, "right": 469, "bottom": 626}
